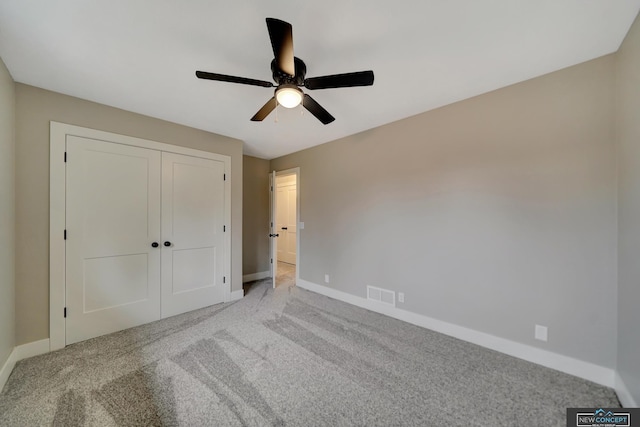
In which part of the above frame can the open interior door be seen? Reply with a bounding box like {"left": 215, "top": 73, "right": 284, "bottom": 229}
{"left": 270, "top": 171, "right": 278, "bottom": 288}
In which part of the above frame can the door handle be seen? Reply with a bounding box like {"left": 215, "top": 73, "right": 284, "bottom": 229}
{"left": 281, "top": 227, "right": 288, "bottom": 230}
{"left": 164, "top": 241, "right": 172, "bottom": 247}
{"left": 151, "top": 242, "right": 159, "bottom": 248}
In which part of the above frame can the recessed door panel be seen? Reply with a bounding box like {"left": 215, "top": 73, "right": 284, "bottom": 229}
{"left": 171, "top": 247, "right": 216, "bottom": 294}
{"left": 83, "top": 254, "right": 150, "bottom": 312}
{"left": 66, "top": 136, "right": 161, "bottom": 344}
{"left": 171, "top": 163, "right": 219, "bottom": 246}
{"left": 81, "top": 150, "right": 153, "bottom": 256}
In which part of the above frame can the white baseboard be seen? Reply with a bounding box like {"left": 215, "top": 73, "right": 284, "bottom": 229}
{"left": 615, "top": 371, "right": 638, "bottom": 407}
{"left": 297, "top": 279, "right": 615, "bottom": 388}
{"left": 229, "top": 289, "right": 244, "bottom": 302}
{"left": 0, "top": 338, "right": 50, "bottom": 392}
{"left": 0, "top": 350, "right": 14, "bottom": 393}
{"left": 243, "top": 271, "right": 270, "bottom": 283}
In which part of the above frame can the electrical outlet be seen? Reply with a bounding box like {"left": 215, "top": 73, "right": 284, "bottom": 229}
{"left": 535, "top": 325, "right": 548, "bottom": 342}
{"left": 398, "top": 292, "right": 405, "bottom": 303}
{"left": 324, "top": 274, "right": 330, "bottom": 283}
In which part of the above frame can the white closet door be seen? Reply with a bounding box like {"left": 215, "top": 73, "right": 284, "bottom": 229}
{"left": 66, "top": 136, "right": 162, "bottom": 345}
{"left": 161, "top": 152, "right": 226, "bottom": 318}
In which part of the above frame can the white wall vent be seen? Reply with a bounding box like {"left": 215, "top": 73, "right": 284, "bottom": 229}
{"left": 367, "top": 286, "right": 395, "bottom": 307}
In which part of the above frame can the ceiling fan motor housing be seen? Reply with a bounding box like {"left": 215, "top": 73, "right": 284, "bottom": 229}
{"left": 271, "top": 57, "right": 306, "bottom": 86}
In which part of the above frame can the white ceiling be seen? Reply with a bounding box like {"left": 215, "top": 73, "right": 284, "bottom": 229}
{"left": 1, "top": 1, "right": 639, "bottom": 159}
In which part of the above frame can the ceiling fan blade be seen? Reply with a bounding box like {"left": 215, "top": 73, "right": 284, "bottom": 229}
{"left": 266, "top": 18, "right": 295, "bottom": 76}
{"left": 251, "top": 97, "right": 278, "bottom": 121}
{"left": 304, "top": 70, "right": 374, "bottom": 90}
{"left": 196, "top": 71, "right": 274, "bottom": 88}
{"left": 302, "top": 94, "right": 335, "bottom": 125}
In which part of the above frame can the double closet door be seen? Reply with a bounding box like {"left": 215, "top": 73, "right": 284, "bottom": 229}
{"left": 65, "top": 136, "right": 227, "bottom": 345}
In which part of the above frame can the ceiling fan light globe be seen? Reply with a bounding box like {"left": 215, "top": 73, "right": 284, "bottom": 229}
{"left": 276, "top": 85, "right": 303, "bottom": 108}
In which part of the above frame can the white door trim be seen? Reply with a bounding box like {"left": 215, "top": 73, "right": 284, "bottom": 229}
{"left": 49, "top": 122, "right": 231, "bottom": 351}
{"left": 274, "top": 168, "right": 300, "bottom": 285}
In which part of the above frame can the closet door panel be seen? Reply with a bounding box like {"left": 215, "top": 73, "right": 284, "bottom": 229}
{"left": 161, "top": 152, "right": 226, "bottom": 318}
{"left": 65, "top": 136, "right": 161, "bottom": 344}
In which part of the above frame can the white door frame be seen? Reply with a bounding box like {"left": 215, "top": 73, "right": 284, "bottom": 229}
{"left": 270, "top": 168, "right": 300, "bottom": 288}
{"left": 49, "top": 122, "right": 231, "bottom": 351}
{"left": 269, "top": 172, "right": 278, "bottom": 286}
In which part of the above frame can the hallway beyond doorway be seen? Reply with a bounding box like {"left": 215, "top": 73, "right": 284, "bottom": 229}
{"left": 276, "top": 261, "right": 295, "bottom": 288}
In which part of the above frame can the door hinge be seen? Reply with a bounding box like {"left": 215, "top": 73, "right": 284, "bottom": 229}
{"left": 64, "top": 307, "right": 67, "bottom": 318}
{"left": 270, "top": 258, "right": 273, "bottom": 264}
{"left": 223, "top": 225, "right": 226, "bottom": 232}
{"left": 64, "top": 152, "right": 67, "bottom": 162}
{"left": 223, "top": 173, "right": 226, "bottom": 181}
{"left": 223, "top": 276, "right": 226, "bottom": 284}
{"left": 271, "top": 186, "right": 273, "bottom": 191}
{"left": 64, "top": 229, "right": 67, "bottom": 240}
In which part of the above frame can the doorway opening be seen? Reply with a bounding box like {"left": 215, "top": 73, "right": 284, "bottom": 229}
{"left": 271, "top": 169, "right": 299, "bottom": 289}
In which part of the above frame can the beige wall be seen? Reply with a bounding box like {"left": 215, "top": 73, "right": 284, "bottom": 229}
{"left": 243, "top": 155, "right": 271, "bottom": 276}
{"left": 272, "top": 55, "right": 617, "bottom": 367}
{"left": 14, "top": 84, "right": 243, "bottom": 345}
{"left": 0, "top": 58, "right": 15, "bottom": 368}
{"left": 616, "top": 12, "right": 640, "bottom": 405}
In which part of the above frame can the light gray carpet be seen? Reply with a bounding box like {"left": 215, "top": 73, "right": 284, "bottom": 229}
{"left": 0, "top": 278, "right": 618, "bottom": 426}
{"left": 276, "top": 261, "right": 295, "bottom": 288}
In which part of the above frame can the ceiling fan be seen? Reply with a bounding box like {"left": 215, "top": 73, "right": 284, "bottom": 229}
{"left": 196, "top": 18, "right": 374, "bottom": 125}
